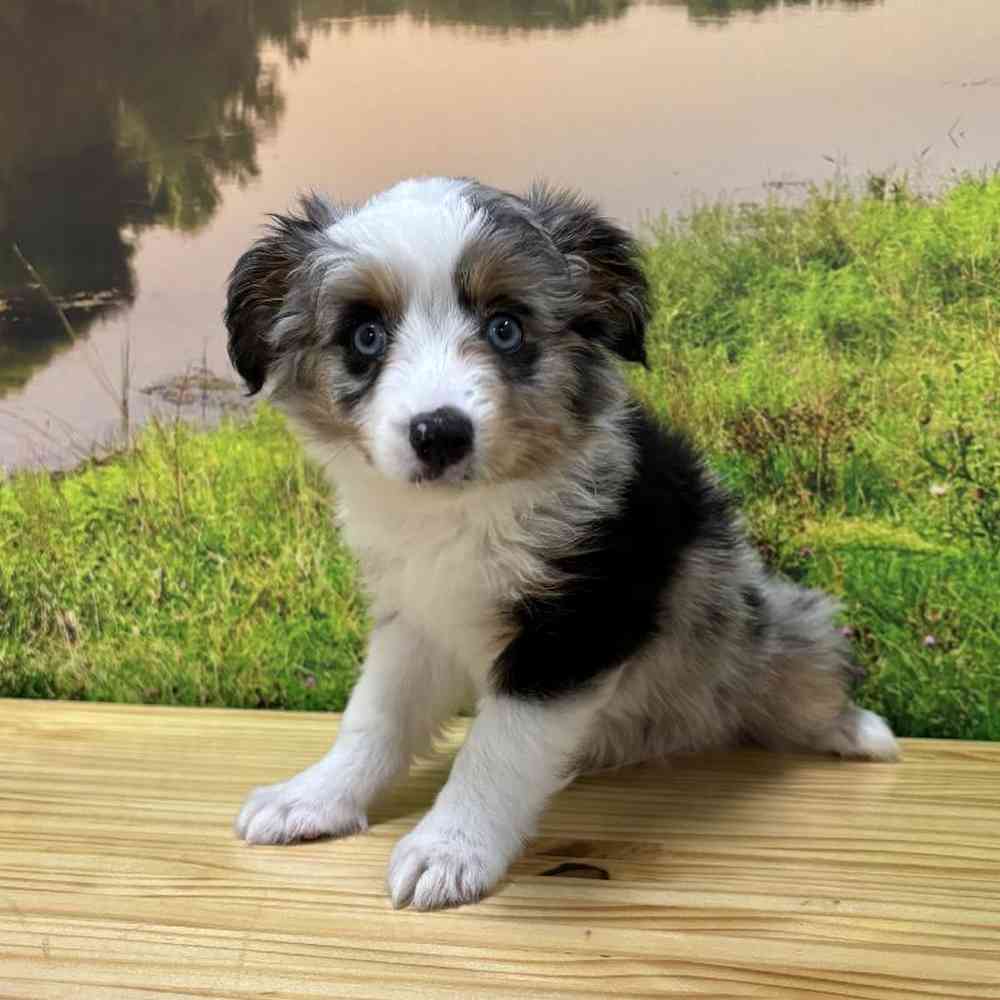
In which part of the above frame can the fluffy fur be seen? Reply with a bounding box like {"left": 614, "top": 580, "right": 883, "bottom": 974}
{"left": 226, "top": 177, "right": 899, "bottom": 911}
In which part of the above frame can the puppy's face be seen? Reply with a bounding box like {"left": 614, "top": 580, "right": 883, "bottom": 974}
{"left": 225, "top": 178, "right": 648, "bottom": 487}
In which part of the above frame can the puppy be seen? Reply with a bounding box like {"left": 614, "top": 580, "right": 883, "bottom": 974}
{"left": 225, "top": 178, "right": 898, "bottom": 911}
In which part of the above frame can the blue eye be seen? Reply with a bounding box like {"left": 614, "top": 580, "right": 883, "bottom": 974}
{"left": 352, "top": 321, "right": 387, "bottom": 358}
{"left": 485, "top": 314, "right": 524, "bottom": 354}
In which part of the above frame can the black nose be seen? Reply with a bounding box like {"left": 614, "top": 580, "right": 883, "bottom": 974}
{"left": 409, "top": 407, "right": 474, "bottom": 477}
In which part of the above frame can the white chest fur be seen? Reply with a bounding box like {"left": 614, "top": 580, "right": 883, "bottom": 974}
{"left": 319, "top": 445, "right": 517, "bottom": 682}
{"left": 300, "top": 427, "right": 624, "bottom": 688}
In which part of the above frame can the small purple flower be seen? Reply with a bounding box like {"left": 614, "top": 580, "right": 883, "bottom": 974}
{"left": 922, "top": 635, "right": 937, "bottom": 648}
{"left": 840, "top": 626, "right": 856, "bottom": 639}
{"left": 303, "top": 673, "right": 317, "bottom": 688}
{"left": 799, "top": 547, "right": 814, "bottom": 558}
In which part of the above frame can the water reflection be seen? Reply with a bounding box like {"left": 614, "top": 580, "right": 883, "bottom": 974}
{"left": 0, "top": 0, "right": 651, "bottom": 396}
{"left": 286, "top": 0, "right": 630, "bottom": 34}
{"left": 679, "top": 0, "right": 880, "bottom": 22}
{"left": 0, "top": 1, "right": 293, "bottom": 394}
{"left": 0, "top": 0, "right": 937, "bottom": 453}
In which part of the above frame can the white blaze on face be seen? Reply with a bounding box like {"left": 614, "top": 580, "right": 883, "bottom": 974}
{"left": 328, "top": 178, "right": 499, "bottom": 484}
{"left": 368, "top": 300, "right": 498, "bottom": 483}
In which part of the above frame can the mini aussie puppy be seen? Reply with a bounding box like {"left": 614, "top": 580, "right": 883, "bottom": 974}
{"left": 225, "top": 177, "right": 899, "bottom": 911}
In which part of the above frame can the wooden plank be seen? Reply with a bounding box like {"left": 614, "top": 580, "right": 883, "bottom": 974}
{"left": 0, "top": 698, "right": 998, "bottom": 999}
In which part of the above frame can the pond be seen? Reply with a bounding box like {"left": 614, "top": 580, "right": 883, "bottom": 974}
{"left": 2, "top": 0, "right": 998, "bottom": 468}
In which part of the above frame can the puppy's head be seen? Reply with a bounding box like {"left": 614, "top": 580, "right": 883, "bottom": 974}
{"left": 225, "top": 178, "right": 648, "bottom": 486}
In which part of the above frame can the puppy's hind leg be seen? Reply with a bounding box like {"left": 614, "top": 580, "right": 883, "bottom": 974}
{"left": 742, "top": 580, "right": 899, "bottom": 762}
{"left": 236, "top": 616, "right": 466, "bottom": 844}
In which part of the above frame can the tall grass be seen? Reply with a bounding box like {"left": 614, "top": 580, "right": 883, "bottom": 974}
{"left": 0, "top": 408, "right": 364, "bottom": 708}
{"left": 635, "top": 174, "right": 1000, "bottom": 739}
{"left": 2, "top": 175, "right": 998, "bottom": 737}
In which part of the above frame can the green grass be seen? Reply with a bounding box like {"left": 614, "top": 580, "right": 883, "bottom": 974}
{"left": 0, "top": 407, "right": 365, "bottom": 709}
{"left": 2, "top": 175, "right": 998, "bottom": 737}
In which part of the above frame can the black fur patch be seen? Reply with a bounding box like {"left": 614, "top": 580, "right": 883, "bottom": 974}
{"left": 492, "top": 407, "right": 735, "bottom": 700}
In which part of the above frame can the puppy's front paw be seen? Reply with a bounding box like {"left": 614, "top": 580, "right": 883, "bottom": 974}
{"left": 387, "top": 821, "right": 509, "bottom": 911}
{"left": 235, "top": 772, "right": 366, "bottom": 845}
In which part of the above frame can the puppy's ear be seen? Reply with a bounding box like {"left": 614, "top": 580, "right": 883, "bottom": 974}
{"left": 225, "top": 194, "right": 337, "bottom": 394}
{"left": 526, "top": 184, "right": 649, "bottom": 365}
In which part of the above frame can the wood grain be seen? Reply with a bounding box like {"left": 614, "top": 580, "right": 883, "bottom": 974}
{"left": 1, "top": 698, "right": 998, "bottom": 999}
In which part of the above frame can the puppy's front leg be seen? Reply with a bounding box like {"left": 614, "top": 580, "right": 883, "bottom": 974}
{"left": 387, "top": 684, "right": 613, "bottom": 910}
{"left": 236, "top": 617, "right": 461, "bottom": 844}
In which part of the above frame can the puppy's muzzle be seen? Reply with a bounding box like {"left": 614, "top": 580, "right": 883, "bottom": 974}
{"left": 409, "top": 407, "right": 474, "bottom": 480}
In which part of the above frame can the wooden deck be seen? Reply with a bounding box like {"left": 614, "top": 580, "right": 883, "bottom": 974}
{"left": 1, "top": 699, "right": 999, "bottom": 999}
